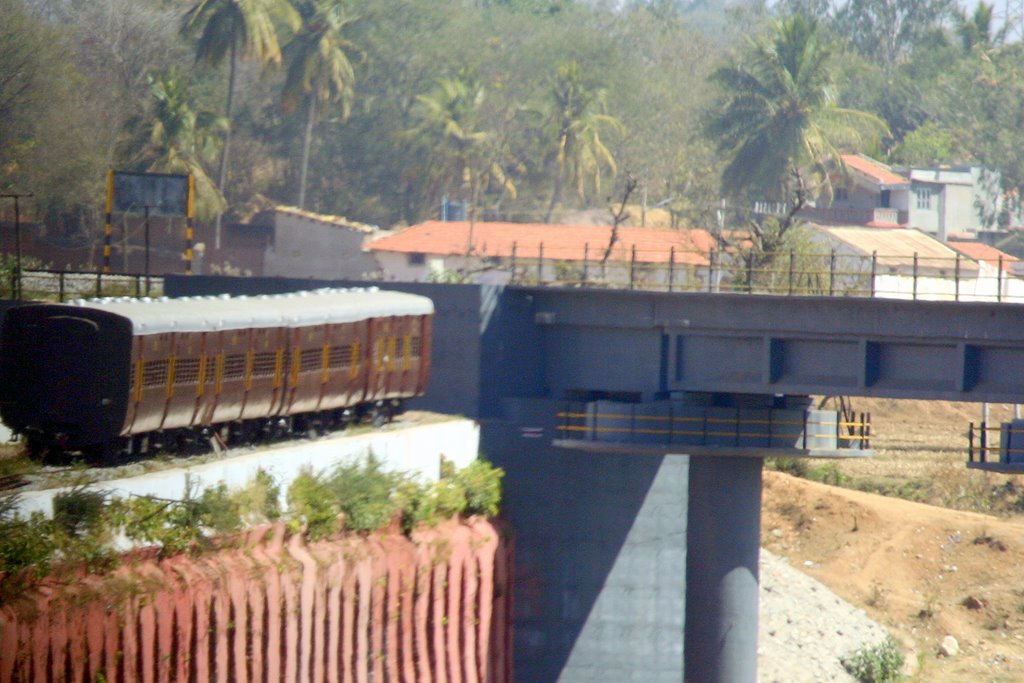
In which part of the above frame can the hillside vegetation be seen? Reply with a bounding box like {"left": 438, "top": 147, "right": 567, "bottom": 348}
{"left": 5, "top": 0, "right": 1024, "bottom": 253}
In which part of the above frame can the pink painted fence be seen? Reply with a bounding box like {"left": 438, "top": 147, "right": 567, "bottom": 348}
{"left": 0, "top": 518, "right": 512, "bottom": 683}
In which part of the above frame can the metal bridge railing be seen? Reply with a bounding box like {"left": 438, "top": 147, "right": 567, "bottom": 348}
{"left": 2, "top": 269, "right": 163, "bottom": 302}
{"left": 968, "top": 422, "right": 1024, "bottom": 466}
{"left": 556, "top": 402, "right": 872, "bottom": 452}
{"left": 487, "top": 241, "right": 1022, "bottom": 303}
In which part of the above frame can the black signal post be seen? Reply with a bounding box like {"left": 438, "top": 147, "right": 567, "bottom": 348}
{"left": 1, "top": 192, "right": 33, "bottom": 300}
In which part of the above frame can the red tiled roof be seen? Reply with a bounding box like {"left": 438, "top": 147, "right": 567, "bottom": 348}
{"left": 840, "top": 155, "right": 909, "bottom": 188}
{"left": 366, "top": 221, "right": 716, "bottom": 265}
{"left": 947, "top": 240, "right": 1019, "bottom": 271}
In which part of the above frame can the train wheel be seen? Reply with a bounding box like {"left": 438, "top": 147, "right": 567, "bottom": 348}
{"left": 370, "top": 403, "right": 390, "bottom": 428}
{"left": 24, "top": 436, "right": 48, "bottom": 460}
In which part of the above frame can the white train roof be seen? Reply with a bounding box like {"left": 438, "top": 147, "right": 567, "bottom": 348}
{"left": 67, "top": 288, "right": 434, "bottom": 335}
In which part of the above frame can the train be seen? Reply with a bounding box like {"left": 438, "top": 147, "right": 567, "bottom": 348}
{"left": 0, "top": 288, "right": 433, "bottom": 460}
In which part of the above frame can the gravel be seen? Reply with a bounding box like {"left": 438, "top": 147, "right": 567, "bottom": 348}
{"left": 759, "top": 549, "right": 894, "bottom": 682}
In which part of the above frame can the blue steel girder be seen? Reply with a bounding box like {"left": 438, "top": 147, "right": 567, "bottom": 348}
{"left": 521, "top": 287, "right": 1024, "bottom": 404}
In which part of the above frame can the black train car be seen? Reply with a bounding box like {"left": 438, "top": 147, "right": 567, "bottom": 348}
{"left": 0, "top": 288, "right": 433, "bottom": 459}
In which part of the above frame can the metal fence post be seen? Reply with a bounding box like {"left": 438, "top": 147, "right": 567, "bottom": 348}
{"left": 538, "top": 242, "right": 544, "bottom": 284}
{"left": 968, "top": 422, "right": 975, "bottom": 462}
{"left": 913, "top": 252, "right": 919, "bottom": 300}
{"left": 511, "top": 242, "right": 517, "bottom": 282}
{"left": 870, "top": 251, "right": 877, "bottom": 297}
{"left": 980, "top": 418, "right": 987, "bottom": 463}
{"left": 829, "top": 249, "right": 836, "bottom": 297}
{"left": 668, "top": 246, "right": 675, "bottom": 292}
{"left": 788, "top": 250, "right": 795, "bottom": 295}
{"left": 998, "top": 255, "right": 1004, "bottom": 302}
{"left": 955, "top": 253, "right": 961, "bottom": 302}
{"left": 746, "top": 258, "right": 753, "bottom": 293}
{"left": 708, "top": 250, "right": 716, "bottom": 293}
{"left": 583, "top": 242, "right": 589, "bottom": 285}
{"left": 58, "top": 272, "right": 65, "bottom": 302}
{"left": 629, "top": 245, "right": 636, "bottom": 290}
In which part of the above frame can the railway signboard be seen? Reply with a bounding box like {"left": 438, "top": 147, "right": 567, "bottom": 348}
{"left": 103, "top": 170, "right": 195, "bottom": 276}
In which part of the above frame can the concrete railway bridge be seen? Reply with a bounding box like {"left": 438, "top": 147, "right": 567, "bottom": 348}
{"left": 115, "top": 277, "right": 1024, "bottom": 681}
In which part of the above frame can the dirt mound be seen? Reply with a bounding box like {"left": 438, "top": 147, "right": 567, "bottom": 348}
{"left": 762, "top": 470, "right": 1024, "bottom": 681}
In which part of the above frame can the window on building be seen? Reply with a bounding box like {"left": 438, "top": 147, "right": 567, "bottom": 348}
{"left": 915, "top": 187, "right": 932, "bottom": 210}
{"left": 407, "top": 252, "right": 426, "bottom": 265}
{"left": 834, "top": 187, "right": 848, "bottom": 202}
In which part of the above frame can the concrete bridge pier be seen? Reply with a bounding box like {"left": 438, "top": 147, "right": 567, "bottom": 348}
{"left": 684, "top": 455, "right": 763, "bottom": 683}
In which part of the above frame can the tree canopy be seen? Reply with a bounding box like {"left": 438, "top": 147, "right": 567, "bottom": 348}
{"left": 4, "top": 0, "right": 1024, "bottom": 246}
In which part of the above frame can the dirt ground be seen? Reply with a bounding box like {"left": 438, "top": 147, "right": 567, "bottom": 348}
{"left": 762, "top": 398, "right": 1024, "bottom": 681}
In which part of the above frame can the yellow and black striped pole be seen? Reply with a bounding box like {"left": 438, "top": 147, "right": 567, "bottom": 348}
{"left": 103, "top": 169, "right": 114, "bottom": 273}
{"left": 184, "top": 173, "right": 195, "bottom": 275}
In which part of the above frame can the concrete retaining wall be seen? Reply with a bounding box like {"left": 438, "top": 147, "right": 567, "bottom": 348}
{"left": 0, "top": 518, "right": 512, "bottom": 683}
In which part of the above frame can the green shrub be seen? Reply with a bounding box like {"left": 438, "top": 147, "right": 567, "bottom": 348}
{"left": 231, "top": 468, "right": 282, "bottom": 524}
{"left": 842, "top": 635, "right": 905, "bottom": 683}
{"left": 766, "top": 456, "right": 809, "bottom": 478}
{"left": 454, "top": 459, "right": 504, "bottom": 517}
{"left": 286, "top": 468, "right": 341, "bottom": 539}
{"left": 107, "top": 476, "right": 242, "bottom": 555}
{"left": 0, "top": 495, "right": 56, "bottom": 576}
{"left": 325, "top": 455, "right": 405, "bottom": 533}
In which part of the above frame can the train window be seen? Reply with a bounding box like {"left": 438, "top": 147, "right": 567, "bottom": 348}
{"left": 175, "top": 358, "right": 201, "bottom": 385}
{"left": 223, "top": 354, "right": 246, "bottom": 380}
{"left": 411, "top": 336, "right": 422, "bottom": 358}
{"left": 328, "top": 345, "right": 353, "bottom": 368}
{"left": 251, "top": 351, "right": 277, "bottom": 378}
{"left": 299, "top": 348, "right": 321, "bottom": 372}
{"left": 142, "top": 360, "right": 168, "bottom": 387}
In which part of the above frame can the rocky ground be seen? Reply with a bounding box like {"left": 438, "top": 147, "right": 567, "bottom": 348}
{"left": 758, "top": 396, "right": 1024, "bottom": 683}
{"left": 759, "top": 547, "right": 893, "bottom": 682}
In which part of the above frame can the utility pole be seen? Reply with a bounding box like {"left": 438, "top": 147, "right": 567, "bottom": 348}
{"left": 142, "top": 204, "right": 156, "bottom": 296}
{"left": 1, "top": 192, "right": 34, "bottom": 300}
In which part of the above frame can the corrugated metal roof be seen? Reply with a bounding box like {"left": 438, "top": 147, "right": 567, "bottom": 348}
{"left": 818, "top": 226, "right": 978, "bottom": 272}
{"left": 948, "top": 240, "right": 1019, "bottom": 272}
{"left": 67, "top": 288, "right": 433, "bottom": 335}
{"left": 271, "top": 205, "right": 377, "bottom": 233}
{"left": 840, "top": 155, "right": 909, "bottom": 188}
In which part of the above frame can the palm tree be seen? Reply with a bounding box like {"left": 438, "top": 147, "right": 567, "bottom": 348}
{"left": 404, "top": 70, "right": 515, "bottom": 241}
{"left": 282, "top": 0, "right": 360, "bottom": 210}
{"left": 956, "top": 2, "right": 1004, "bottom": 54}
{"left": 707, "top": 15, "right": 887, "bottom": 287}
{"left": 144, "top": 68, "right": 227, "bottom": 222}
{"left": 706, "top": 14, "right": 887, "bottom": 206}
{"left": 181, "top": 0, "right": 299, "bottom": 245}
{"left": 543, "top": 61, "right": 625, "bottom": 222}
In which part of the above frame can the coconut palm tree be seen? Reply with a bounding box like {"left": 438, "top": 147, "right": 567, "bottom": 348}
{"left": 543, "top": 60, "right": 625, "bottom": 222}
{"left": 956, "top": 2, "right": 1005, "bottom": 54}
{"left": 144, "top": 67, "right": 227, "bottom": 222}
{"left": 181, "top": 0, "right": 299, "bottom": 245}
{"left": 281, "top": 0, "right": 360, "bottom": 210}
{"left": 404, "top": 70, "right": 515, "bottom": 239}
{"left": 707, "top": 15, "right": 888, "bottom": 289}
{"left": 706, "top": 14, "right": 887, "bottom": 205}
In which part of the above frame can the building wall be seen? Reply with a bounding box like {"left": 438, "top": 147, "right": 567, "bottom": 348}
{"left": 264, "top": 215, "right": 379, "bottom": 279}
{"left": 372, "top": 251, "right": 707, "bottom": 290}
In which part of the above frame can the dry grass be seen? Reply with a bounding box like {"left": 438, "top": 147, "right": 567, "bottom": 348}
{"left": 817, "top": 398, "right": 1024, "bottom": 515}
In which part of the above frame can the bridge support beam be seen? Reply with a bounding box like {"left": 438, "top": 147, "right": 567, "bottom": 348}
{"left": 685, "top": 455, "right": 763, "bottom": 683}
